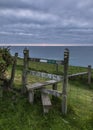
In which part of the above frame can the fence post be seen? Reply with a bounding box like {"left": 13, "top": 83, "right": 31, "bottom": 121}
{"left": 56, "top": 63, "right": 58, "bottom": 73}
{"left": 22, "top": 48, "right": 28, "bottom": 93}
{"left": 0, "top": 85, "right": 3, "bottom": 98}
{"left": 9, "top": 53, "right": 18, "bottom": 88}
{"left": 62, "top": 48, "right": 69, "bottom": 115}
{"left": 27, "top": 49, "right": 29, "bottom": 68}
{"left": 52, "top": 83, "right": 57, "bottom": 100}
{"left": 88, "top": 65, "right": 91, "bottom": 85}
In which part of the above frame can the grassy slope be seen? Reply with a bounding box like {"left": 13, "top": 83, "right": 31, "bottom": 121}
{"left": 0, "top": 58, "right": 93, "bottom": 130}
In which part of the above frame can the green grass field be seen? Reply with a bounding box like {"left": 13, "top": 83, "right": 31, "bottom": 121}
{"left": 0, "top": 58, "right": 93, "bottom": 130}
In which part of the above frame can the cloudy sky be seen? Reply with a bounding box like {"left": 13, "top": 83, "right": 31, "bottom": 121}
{"left": 0, "top": 0, "right": 93, "bottom": 45}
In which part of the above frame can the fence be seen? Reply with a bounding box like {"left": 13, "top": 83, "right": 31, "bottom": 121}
{"left": 22, "top": 48, "right": 69, "bottom": 114}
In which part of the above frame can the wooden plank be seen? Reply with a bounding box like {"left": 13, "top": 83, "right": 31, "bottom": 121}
{"left": 28, "top": 70, "right": 63, "bottom": 81}
{"left": 45, "top": 80, "right": 58, "bottom": 84}
{"left": 41, "top": 88, "right": 62, "bottom": 97}
{"left": 28, "top": 90, "right": 34, "bottom": 104}
{"left": 68, "top": 72, "right": 88, "bottom": 77}
{"left": 26, "top": 82, "right": 44, "bottom": 91}
{"left": 41, "top": 93, "right": 52, "bottom": 106}
{"left": 26, "top": 80, "right": 59, "bottom": 91}
{"left": 41, "top": 93, "right": 52, "bottom": 113}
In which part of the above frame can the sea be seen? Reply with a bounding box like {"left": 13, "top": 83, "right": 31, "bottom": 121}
{"left": 8, "top": 46, "right": 93, "bottom": 68}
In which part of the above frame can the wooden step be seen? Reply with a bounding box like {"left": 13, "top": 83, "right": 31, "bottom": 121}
{"left": 41, "top": 93, "right": 52, "bottom": 113}
{"left": 26, "top": 80, "right": 59, "bottom": 91}
{"left": 28, "top": 90, "right": 34, "bottom": 104}
{"left": 26, "top": 82, "right": 44, "bottom": 91}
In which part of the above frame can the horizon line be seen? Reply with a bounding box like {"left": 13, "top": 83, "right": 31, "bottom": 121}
{"left": 0, "top": 43, "right": 93, "bottom": 46}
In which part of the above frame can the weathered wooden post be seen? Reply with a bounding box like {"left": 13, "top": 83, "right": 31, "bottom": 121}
{"left": 28, "top": 90, "right": 34, "bottom": 104}
{"left": 0, "top": 85, "right": 3, "bottom": 98}
{"left": 56, "top": 63, "right": 58, "bottom": 73}
{"left": 27, "top": 49, "right": 29, "bottom": 68}
{"left": 9, "top": 53, "right": 18, "bottom": 88}
{"left": 52, "top": 83, "right": 57, "bottom": 100}
{"left": 62, "top": 48, "right": 69, "bottom": 115}
{"left": 88, "top": 65, "right": 91, "bottom": 85}
{"left": 22, "top": 48, "right": 28, "bottom": 93}
{"left": 52, "top": 83, "right": 57, "bottom": 90}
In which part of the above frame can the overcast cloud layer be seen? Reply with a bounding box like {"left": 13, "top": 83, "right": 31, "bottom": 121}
{"left": 0, "top": 0, "right": 93, "bottom": 45}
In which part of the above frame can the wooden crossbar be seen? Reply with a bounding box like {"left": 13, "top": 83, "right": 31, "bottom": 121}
{"left": 41, "top": 88, "right": 62, "bottom": 97}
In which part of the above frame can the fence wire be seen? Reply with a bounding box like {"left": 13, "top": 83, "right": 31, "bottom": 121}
{"left": 68, "top": 78, "right": 93, "bottom": 121}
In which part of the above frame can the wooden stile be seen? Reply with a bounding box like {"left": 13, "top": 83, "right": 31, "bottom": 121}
{"left": 23, "top": 48, "right": 92, "bottom": 115}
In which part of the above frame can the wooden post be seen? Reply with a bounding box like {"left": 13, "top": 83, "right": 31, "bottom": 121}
{"left": 28, "top": 90, "right": 34, "bottom": 104}
{"left": 22, "top": 48, "right": 28, "bottom": 93}
{"left": 52, "top": 83, "right": 57, "bottom": 100}
{"left": 88, "top": 65, "right": 91, "bottom": 85}
{"left": 0, "top": 86, "right": 3, "bottom": 98}
{"left": 27, "top": 49, "right": 29, "bottom": 68}
{"left": 56, "top": 63, "right": 58, "bottom": 73}
{"left": 52, "top": 83, "right": 57, "bottom": 90}
{"left": 9, "top": 53, "right": 18, "bottom": 88}
{"left": 62, "top": 48, "right": 69, "bottom": 115}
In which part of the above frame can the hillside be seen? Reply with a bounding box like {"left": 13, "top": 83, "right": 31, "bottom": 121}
{"left": 0, "top": 58, "right": 93, "bottom": 130}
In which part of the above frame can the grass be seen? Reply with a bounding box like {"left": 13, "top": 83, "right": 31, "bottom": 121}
{"left": 17, "top": 57, "right": 88, "bottom": 75}
{"left": 0, "top": 58, "right": 93, "bottom": 130}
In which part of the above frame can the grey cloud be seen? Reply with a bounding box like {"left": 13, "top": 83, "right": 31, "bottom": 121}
{"left": 0, "top": 0, "right": 93, "bottom": 44}
{"left": 0, "top": 0, "right": 93, "bottom": 27}
{"left": 0, "top": 9, "right": 59, "bottom": 28}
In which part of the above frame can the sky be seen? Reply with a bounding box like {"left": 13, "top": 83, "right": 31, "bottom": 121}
{"left": 0, "top": 0, "right": 93, "bottom": 45}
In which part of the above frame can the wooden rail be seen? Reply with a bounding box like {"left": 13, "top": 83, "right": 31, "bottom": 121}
{"left": 41, "top": 88, "right": 62, "bottom": 97}
{"left": 68, "top": 72, "right": 88, "bottom": 77}
{"left": 28, "top": 70, "right": 89, "bottom": 80}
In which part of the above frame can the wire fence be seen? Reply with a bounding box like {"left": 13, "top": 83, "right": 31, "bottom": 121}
{"left": 67, "top": 68, "right": 93, "bottom": 124}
